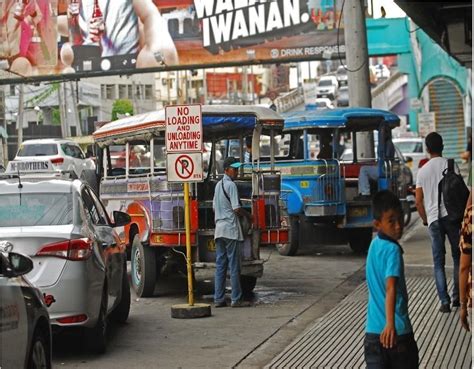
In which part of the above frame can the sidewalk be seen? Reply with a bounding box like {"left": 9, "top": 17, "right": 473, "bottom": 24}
{"left": 265, "top": 218, "right": 472, "bottom": 368}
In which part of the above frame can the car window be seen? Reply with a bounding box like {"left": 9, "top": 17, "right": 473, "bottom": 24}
{"left": 88, "top": 189, "right": 110, "bottom": 225}
{"left": 0, "top": 193, "right": 73, "bottom": 226}
{"left": 81, "top": 188, "right": 107, "bottom": 225}
{"left": 61, "top": 144, "right": 85, "bottom": 159}
{"left": 17, "top": 143, "right": 58, "bottom": 156}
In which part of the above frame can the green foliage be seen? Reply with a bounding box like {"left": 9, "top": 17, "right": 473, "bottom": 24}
{"left": 111, "top": 99, "right": 134, "bottom": 121}
{"left": 52, "top": 108, "right": 61, "bottom": 125}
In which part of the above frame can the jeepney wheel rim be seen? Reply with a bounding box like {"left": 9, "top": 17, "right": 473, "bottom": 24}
{"left": 132, "top": 247, "right": 142, "bottom": 286}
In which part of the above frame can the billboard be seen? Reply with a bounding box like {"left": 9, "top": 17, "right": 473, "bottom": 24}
{"left": 0, "top": 0, "right": 345, "bottom": 83}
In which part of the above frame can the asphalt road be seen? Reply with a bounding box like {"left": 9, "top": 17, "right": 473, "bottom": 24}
{"left": 52, "top": 219, "right": 425, "bottom": 369}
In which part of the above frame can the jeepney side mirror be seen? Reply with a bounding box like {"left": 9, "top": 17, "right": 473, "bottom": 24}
{"left": 112, "top": 211, "right": 131, "bottom": 227}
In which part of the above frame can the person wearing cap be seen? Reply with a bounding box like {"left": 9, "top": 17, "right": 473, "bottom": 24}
{"left": 213, "top": 157, "right": 252, "bottom": 308}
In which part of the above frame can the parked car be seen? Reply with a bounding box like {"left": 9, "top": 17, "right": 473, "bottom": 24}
{"left": 393, "top": 137, "right": 427, "bottom": 180}
{"left": 374, "top": 64, "right": 391, "bottom": 79}
{"left": 0, "top": 249, "right": 52, "bottom": 369}
{"left": 14, "top": 138, "right": 95, "bottom": 178}
{"left": 336, "top": 65, "right": 348, "bottom": 85}
{"left": 316, "top": 75, "right": 338, "bottom": 100}
{"left": 315, "top": 97, "right": 335, "bottom": 109}
{"left": 0, "top": 162, "right": 131, "bottom": 353}
{"left": 336, "top": 86, "right": 349, "bottom": 107}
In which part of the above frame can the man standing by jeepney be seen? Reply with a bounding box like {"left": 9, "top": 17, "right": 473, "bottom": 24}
{"left": 213, "top": 157, "right": 252, "bottom": 308}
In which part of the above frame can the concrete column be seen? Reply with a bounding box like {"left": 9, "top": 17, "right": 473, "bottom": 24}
{"left": 343, "top": 0, "right": 374, "bottom": 159}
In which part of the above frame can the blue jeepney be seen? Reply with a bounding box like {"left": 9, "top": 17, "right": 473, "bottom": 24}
{"left": 270, "top": 107, "right": 409, "bottom": 255}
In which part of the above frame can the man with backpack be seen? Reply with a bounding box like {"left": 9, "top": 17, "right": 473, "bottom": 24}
{"left": 416, "top": 132, "right": 469, "bottom": 313}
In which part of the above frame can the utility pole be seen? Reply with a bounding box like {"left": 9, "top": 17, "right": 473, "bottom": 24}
{"left": 343, "top": 0, "right": 374, "bottom": 159}
{"left": 17, "top": 84, "right": 24, "bottom": 147}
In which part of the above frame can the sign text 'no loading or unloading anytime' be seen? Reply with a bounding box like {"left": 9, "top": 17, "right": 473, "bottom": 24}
{"left": 166, "top": 105, "right": 203, "bottom": 153}
{"left": 165, "top": 104, "right": 203, "bottom": 183}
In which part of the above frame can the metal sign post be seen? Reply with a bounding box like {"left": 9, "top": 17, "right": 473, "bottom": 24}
{"left": 165, "top": 104, "right": 210, "bottom": 319}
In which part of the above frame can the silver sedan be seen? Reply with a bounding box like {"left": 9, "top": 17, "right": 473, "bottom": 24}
{"left": 0, "top": 170, "right": 131, "bottom": 354}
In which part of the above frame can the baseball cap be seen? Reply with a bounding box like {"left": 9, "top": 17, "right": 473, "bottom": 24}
{"left": 223, "top": 157, "right": 242, "bottom": 169}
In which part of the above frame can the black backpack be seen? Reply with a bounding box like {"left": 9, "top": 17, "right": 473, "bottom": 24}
{"left": 438, "top": 158, "right": 470, "bottom": 223}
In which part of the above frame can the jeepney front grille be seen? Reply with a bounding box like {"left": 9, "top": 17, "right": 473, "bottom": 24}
{"left": 313, "top": 162, "right": 342, "bottom": 204}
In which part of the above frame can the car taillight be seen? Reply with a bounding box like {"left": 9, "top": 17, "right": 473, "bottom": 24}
{"left": 36, "top": 238, "right": 92, "bottom": 260}
{"left": 50, "top": 157, "right": 64, "bottom": 164}
{"left": 419, "top": 158, "right": 429, "bottom": 168}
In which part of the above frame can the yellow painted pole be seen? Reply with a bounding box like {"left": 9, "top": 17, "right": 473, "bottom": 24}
{"left": 184, "top": 182, "right": 194, "bottom": 306}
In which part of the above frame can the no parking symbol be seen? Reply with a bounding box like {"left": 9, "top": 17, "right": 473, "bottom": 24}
{"left": 167, "top": 152, "right": 203, "bottom": 183}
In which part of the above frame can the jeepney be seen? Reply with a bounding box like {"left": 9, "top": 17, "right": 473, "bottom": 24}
{"left": 90, "top": 106, "right": 288, "bottom": 297}
{"left": 270, "top": 107, "right": 410, "bottom": 255}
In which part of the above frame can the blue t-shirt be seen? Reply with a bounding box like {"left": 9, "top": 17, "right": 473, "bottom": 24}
{"left": 365, "top": 234, "right": 413, "bottom": 335}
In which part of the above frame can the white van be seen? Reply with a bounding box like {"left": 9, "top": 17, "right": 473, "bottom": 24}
{"left": 316, "top": 75, "right": 338, "bottom": 100}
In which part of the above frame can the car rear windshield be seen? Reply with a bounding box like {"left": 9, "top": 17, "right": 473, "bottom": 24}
{"left": 0, "top": 193, "right": 73, "bottom": 226}
{"left": 17, "top": 144, "right": 58, "bottom": 156}
{"left": 395, "top": 142, "right": 423, "bottom": 154}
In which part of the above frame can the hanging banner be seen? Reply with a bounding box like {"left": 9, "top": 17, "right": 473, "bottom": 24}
{"left": 0, "top": 0, "right": 344, "bottom": 82}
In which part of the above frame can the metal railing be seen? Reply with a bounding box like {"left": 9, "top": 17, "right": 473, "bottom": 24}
{"left": 313, "top": 160, "right": 343, "bottom": 203}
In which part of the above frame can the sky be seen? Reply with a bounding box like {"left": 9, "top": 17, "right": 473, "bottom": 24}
{"left": 370, "top": 0, "right": 406, "bottom": 18}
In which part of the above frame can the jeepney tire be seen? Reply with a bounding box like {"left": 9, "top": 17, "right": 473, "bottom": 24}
{"left": 276, "top": 216, "right": 300, "bottom": 256}
{"left": 131, "top": 236, "right": 157, "bottom": 298}
{"left": 110, "top": 263, "right": 131, "bottom": 323}
{"left": 402, "top": 201, "right": 411, "bottom": 227}
{"left": 240, "top": 275, "right": 257, "bottom": 296}
{"left": 348, "top": 228, "right": 373, "bottom": 254}
{"left": 80, "top": 169, "right": 99, "bottom": 195}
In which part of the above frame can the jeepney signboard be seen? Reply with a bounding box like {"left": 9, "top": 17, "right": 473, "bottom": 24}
{"left": 165, "top": 104, "right": 203, "bottom": 183}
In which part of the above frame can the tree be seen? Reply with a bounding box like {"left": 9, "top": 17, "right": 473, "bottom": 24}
{"left": 111, "top": 99, "right": 134, "bottom": 121}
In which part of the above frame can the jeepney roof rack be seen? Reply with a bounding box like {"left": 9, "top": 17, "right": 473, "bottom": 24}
{"left": 93, "top": 105, "right": 285, "bottom": 144}
{"left": 282, "top": 107, "right": 400, "bottom": 132}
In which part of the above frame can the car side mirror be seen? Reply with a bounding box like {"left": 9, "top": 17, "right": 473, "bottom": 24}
{"left": 405, "top": 156, "right": 413, "bottom": 163}
{"left": 113, "top": 211, "right": 131, "bottom": 227}
{"left": 2, "top": 252, "right": 34, "bottom": 277}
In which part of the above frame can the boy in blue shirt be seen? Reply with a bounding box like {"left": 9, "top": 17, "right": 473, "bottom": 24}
{"left": 364, "top": 190, "right": 419, "bottom": 369}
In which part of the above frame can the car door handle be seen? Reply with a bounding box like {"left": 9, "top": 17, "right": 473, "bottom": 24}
{"left": 101, "top": 242, "right": 117, "bottom": 248}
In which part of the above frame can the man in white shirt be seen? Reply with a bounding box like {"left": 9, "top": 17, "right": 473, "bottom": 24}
{"left": 213, "top": 157, "right": 252, "bottom": 308}
{"left": 416, "top": 132, "right": 461, "bottom": 313}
